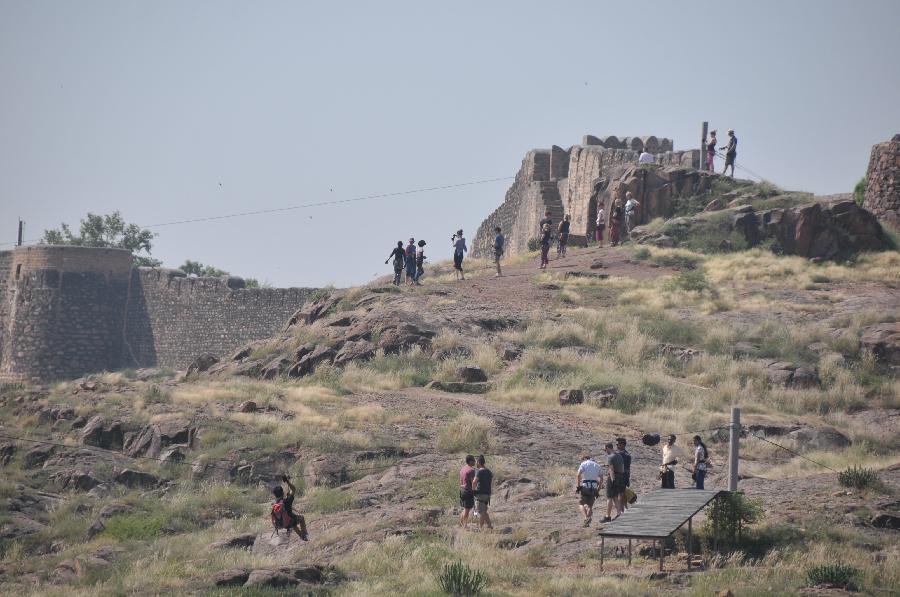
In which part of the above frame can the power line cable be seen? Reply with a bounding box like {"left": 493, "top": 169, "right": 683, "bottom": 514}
{"left": 745, "top": 431, "right": 839, "bottom": 473}
{"left": 0, "top": 176, "right": 514, "bottom": 248}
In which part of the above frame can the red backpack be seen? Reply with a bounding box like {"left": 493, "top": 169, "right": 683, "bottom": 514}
{"left": 270, "top": 499, "right": 292, "bottom": 530}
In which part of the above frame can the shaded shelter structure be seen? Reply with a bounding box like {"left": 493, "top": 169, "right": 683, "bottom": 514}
{"left": 598, "top": 489, "right": 726, "bottom": 571}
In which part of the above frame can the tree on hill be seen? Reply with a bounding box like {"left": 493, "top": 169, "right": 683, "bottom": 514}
{"left": 42, "top": 211, "right": 161, "bottom": 267}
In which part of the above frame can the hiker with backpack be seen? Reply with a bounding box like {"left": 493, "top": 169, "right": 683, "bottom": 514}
{"left": 556, "top": 214, "right": 571, "bottom": 258}
{"left": 385, "top": 241, "right": 405, "bottom": 286}
{"left": 576, "top": 454, "right": 602, "bottom": 527}
{"left": 271, "top": 475, "right": 309, "bottom": 541}
{"left": 692, "top": 435, "right": 709, "bottom": 489}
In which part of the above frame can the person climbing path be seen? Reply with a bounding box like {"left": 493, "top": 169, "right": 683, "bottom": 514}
{"left": 385, "top": 241, "right": 405, "bottom": 286}
{"left": 270, "top": 475, "right": 309, "bottom": 542}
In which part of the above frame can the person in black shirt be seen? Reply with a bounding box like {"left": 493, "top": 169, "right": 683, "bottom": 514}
{"left": 616, "top": 437, "right": 632, "bottom": 510}
{"left": 471, "top": 455, "right": 494, "bottom": 530}
{"left": 385, "top": 241, "right": 405, "bottom": 286}
{"left": 271, "top": 475, "right": 309, "bottom": 541}
{"left": 556, "top": 214, "right": 571, "bottom": 258}
{"left": 720, "top": 129, "right": 738, "bottom": 177}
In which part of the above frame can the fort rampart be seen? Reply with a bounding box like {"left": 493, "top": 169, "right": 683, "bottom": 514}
{"left": 0, "top": 245, "right": 316, "bottom": 381}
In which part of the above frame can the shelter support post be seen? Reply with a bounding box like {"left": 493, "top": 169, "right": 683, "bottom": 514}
{"left": 600, "top": 536, "right": 604, "bottom": 572}
{"left": 729, "top": 408, "right": 741, "bottom": 491}
{"left": 628, "top": 539, "right": 632, "bottom": 566}
{"left": 659, "top": 541, "right": 664, "bottom": 571}
{"left": 687, "top": 517, "right": 693, "bottom": 571}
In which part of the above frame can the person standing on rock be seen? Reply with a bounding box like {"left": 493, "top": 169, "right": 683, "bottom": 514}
{"left": 602, "top": 443, "right": 624, "bottom": 523}
{"left": 660, "top": 434, "right": 682, "bottom": 489}
{"left": 493, "top": 226, "right": 504, "bottom": 277}
{"left": 556, "top": 214, "right": 571, "bottom": 258}
{"left": 415, "top": 240, "right": 427, "bottom": 285}
{"left": 720, "top": 129, "right": 737, "bottom": 177}
{"left": 459, "top": 455, "right": 477, "bottom": 527}
{"left": 405, "top": 238, "right": 417, "bottom": 285}
{"left": 270, "top": 475, "right": 309, "bottom": 541}
{"left": 471, "top": 455, "right": 493, "bottom": 530}
{"left": 452, "top": 229, "right": 468, "bottom": 281}
{"left": 595, "top": 200, "right": 606, "bottom": 247}
{"left": 624, "top": 193, "right": 640, "bottom": 237}
{"left": 538, "top": 223, "right": 552, "bottom": 269}
{"left": 385, "top": 241, "right": 405, "bottom": 286}
{"left": 691, "top": 435, "right": 709, "bottom": 489}
{"left": 706, "top": 130, "right": 718, "bottom": 172}
{"left": 576, "top": 454, "right": 602, "bottom": 527}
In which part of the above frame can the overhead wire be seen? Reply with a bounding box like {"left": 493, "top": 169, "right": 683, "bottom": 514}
{"left": 0, "top": 175, "right": 515, "bottom": 248}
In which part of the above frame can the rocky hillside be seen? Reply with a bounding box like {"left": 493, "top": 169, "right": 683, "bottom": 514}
{"left": 1, "top": 219, "right": 899, "bottom": 595}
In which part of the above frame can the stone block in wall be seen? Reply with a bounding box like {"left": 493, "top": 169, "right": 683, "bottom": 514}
{"left": 602, "top": 135, "right": 624, "bottom": 149}
{"left": 659, "top": 138, "right": 673, "bottom": 152}
{"left": 550, "top": 145, "right": 571, "bottom": 180}
{"left": 640, "top": 136, "right": 659, "bottom": 154}
{"left": 622, "top": 137, "right": 644, "bottom": 152}
{"left": 582, "top": 135, "right": 603, "bottom": 146}
{"left": 526, "top": 149, "right": 552, "bottom": 182}
{"left": 863, "top": 135, "right": 900, "bottom": 227}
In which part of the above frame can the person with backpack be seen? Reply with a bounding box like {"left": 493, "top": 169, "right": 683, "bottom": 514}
{"left": 405, "top": 238, "right": 417, "bottom": 285}
{"left": 458, "top": 455, "right": 477, "bottom": 527}
{"left": 538, "top": 223, "right": 551, "bottom": 269}
{"left": 493, "top": 226, "right": 504, "bottom": 277}
{"left": 385, "top": 241, "right": 405, "bottom": 286}
{"left": 576, "top": 454, "right": 602, "bottom": 527}
{"left": 556, "top": 214, "right": 571, "bottom": 258}
{"left": 471, "top": 455, "right": 493, "bottom": 530}
{"left": 415, "top": 239, "right": 427, "bottom": 285}
{"left": 692, "top": 435, "right": 709, "bottom": 489}
{"left": 270, "top": 475, "right": 309, "bottom": 541}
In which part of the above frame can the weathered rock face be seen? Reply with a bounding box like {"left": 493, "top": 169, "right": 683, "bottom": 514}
{"left": 472, "top": 135, "right": 700, "bottom": 258}
{"left": 80, "top": 416, "right": 124, "bottom": 450}
{"left": 864, "top": 135, "right": 900, "bottom": 227}
{"left": 860, "top": 322, "right": 900, "bottom": 365}
{"left": 634, "top": 199, "right": 891, "bottom": 259}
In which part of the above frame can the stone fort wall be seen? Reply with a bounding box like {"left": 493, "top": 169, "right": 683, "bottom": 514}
{"left": 864, "top": 134, "right": 900, "bottom": 227}
{"left": 472, "top": 134, "right": 699, "bottom": 257}
{"left": 0, "top": 245, "right": 316, "bottom": 381}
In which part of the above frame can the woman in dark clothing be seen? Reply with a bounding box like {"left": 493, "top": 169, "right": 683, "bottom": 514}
{"left": 610, "top": 201, "right": 624, "bottom": 246}
{"left": 385, "top": 241, "right": 405, "bottom": 286}
{"left": 539, "top": 223, "right": 551, "bottom": 269}
{"left": 404, "top": 238, "right": 417, "bottom": 285}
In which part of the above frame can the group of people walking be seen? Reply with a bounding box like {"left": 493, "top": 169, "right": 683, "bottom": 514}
{"left": 458, "top": 454, "right": 494, "bottom": 529}
{"left": 536, "top": 211, "right": 572, "bottom": 269}
{"left": 705, "top": 128, "right": 738, "bottom": 177}
{"left": 575, "top": 434, "right": 710, "bottom": 527}
{"left": 386, "top": 238, "right": 428, "bottom": 286}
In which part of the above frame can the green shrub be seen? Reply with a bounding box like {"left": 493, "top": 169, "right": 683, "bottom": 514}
{"left": 143, "top": 384, "right": 171, "bottom": 404}
{"left": 633, "top": 247, "right": 651, "bottom": 261}
{"left": 838, "top": 466, "right": 879, "bottom": 490}
{"left": 650, "top": 252, "right": 701, "bottom": 270}
{"left": 853, "top": 177, "right": 866, "bottom": 206}
{"left": 704, "top": 492, "right": 765, "bottom": 548}
{"left": 527, "top": 237, "right": 540, "bottom": 252}
{"left": 304, "top": 487, "right": 355, "bottom": 514}
{"left": 665, "top": 268, "right": 712, "bottom": 293}
{"left": 436, "top": 413, "right": 495, "bottom": 453}
{"left": 806, "top": 563, "right": 859, "bottom": 590}
{"left": 104, "top": 513, "right": 166, "bottom": 540}
{"left": 438, "top": 561, "right": 487, "bottom": 596}
{"left": 413, "top": 472, "right": 459, "bottom": 508}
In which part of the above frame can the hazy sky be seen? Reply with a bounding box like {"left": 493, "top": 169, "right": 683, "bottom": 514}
{"left": 2, "top": 1, "right": 898, "bottom": 287}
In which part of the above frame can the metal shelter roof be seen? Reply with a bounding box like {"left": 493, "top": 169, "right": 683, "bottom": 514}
{"left": 599, "top": 489, "right": 725, "bottom": 539}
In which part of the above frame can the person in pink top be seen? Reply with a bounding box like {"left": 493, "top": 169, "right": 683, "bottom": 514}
{"left": 458, "top": 455, "right": 477, "bottom": 526}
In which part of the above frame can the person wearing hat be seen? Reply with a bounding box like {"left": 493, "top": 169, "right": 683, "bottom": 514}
{"left": 404, "top": 238, "right": 417, "bottom": 285}
{"left": 720, "top": 129, "right": 738, "bottom": 177}
{"left": 452, "top": 230, "right": 467, "bottom": 280}
{"left": 706, "top": 130, "right": 717, "bottom": 172}
{"left": 415, "top": 239, "right": 427, "bottom": 285}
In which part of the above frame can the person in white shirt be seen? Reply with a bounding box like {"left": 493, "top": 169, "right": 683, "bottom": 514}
{"left": 595, "top": 201, "right": 605, "bottom": 247}
{"left": 661, "top": 434, "right": 683, "bottom": 489}
{"left": 576, "top": 455, "right": 602, "bottom": 526}
{"left": 638, "top": 150, "right": 655, "bottom": 164}
{"left": 624, "top": 192, "right": 641, "bottom": 235}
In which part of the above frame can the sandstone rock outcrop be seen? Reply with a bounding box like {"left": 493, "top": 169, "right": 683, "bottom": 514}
{"left": 860, "top": 322, "right": 900, "bottom": 365}
{"left": 864, "top": 134, "right": 900, "bottom": 227}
